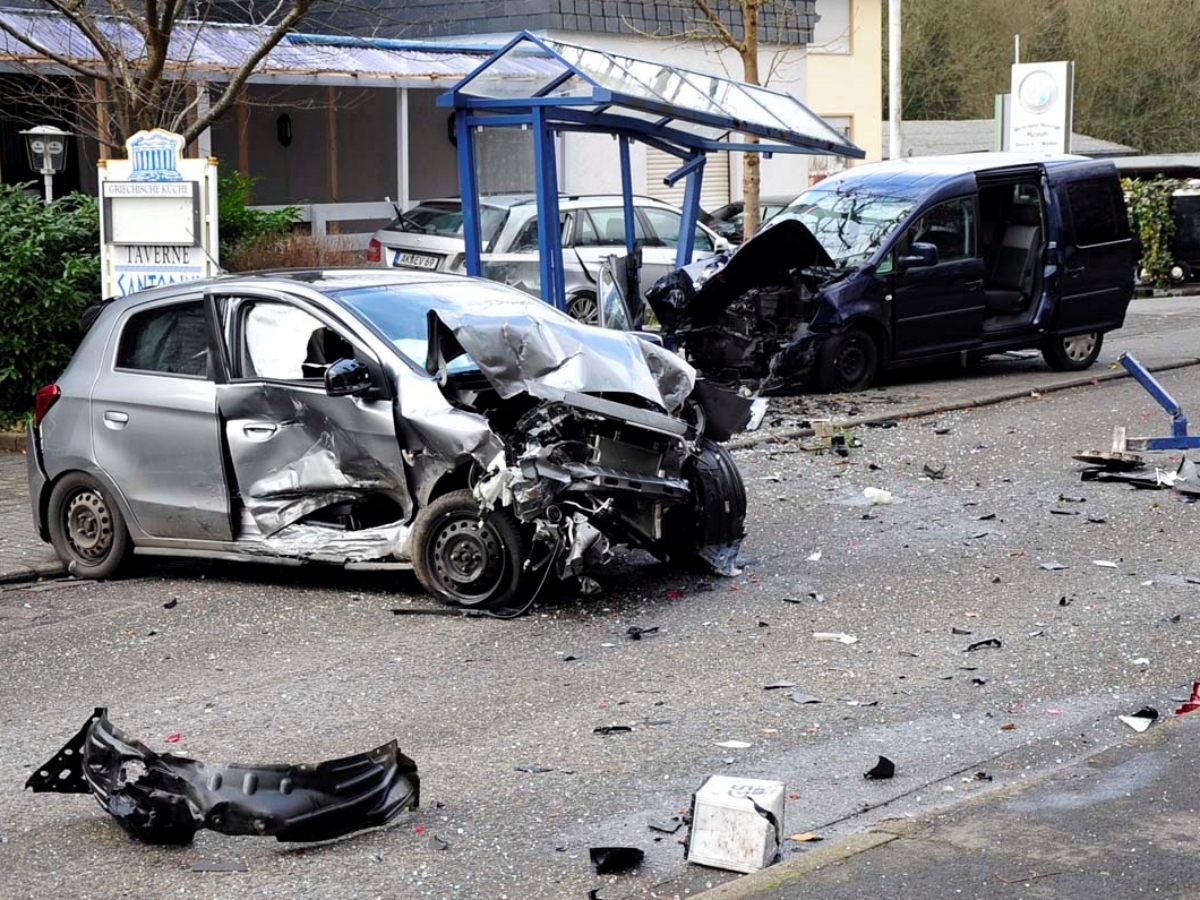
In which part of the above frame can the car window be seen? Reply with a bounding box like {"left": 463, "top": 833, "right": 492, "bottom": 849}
{"left": 388, "top": 203, "right": 509, "bottom": 250}
{"left": 116, "top": 300, "right": 209, "bottom": 378}
{"left": 580, "top": 208, "right": 648, "bottom": 247}
{"left": 509, "top": 212, "right": 569, "bottom": 253}
{"left": 906, "top": 197, "right": 976, "bottom": 263}
{"left": 638, "top": 207, "right": 714, "bottom": 252}
{"left": 237, "top": 301, "right": 354, "bottom": 381}
{"left": 1067, "top": 178, "right": 1128, "bottom": 247}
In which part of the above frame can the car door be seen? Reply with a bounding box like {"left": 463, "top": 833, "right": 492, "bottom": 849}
{"left": 90, "top": 295, "right": 232, "bottom": 541}
{"left": 889, "top": 196, "right": 987, "bottom": 360}
{"left": 210, "top": 291, "right": 410, "bottom": 538}
{"left": 1053, "top": 175, "right": 1135, "bottom": 332}
{"left": 572, "top": 206, "right": 651, "bottom": 286}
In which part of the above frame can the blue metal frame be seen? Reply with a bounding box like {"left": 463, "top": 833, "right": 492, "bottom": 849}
{"left": 439, "top": 31, "right": 864, "bottom": 311}
{"left": 1119, "top": 352, "right": 1200, "bottom": 450}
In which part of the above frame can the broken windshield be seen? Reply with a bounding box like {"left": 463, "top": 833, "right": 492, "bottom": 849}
{"left": 771, "top": 190, "right": 914, "bottom": 268}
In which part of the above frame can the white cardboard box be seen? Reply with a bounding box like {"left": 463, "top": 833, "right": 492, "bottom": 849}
{"left": 687, "top": 775, "right": 785, "bottom": 874}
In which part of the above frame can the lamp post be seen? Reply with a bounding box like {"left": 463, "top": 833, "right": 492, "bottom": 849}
{"left": 20, "top": 125, "right": 72, "bottom": 204}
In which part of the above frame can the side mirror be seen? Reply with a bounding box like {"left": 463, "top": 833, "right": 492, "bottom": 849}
{"left": 899, "top": 242, "right": 939, "bottom": 269}
{"left": 324, "top": 357, "right": 371, "bottom": 397}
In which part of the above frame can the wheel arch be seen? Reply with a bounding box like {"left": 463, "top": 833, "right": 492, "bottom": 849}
{"left": 40, "top": 464, "right": 142, "bottom": 544}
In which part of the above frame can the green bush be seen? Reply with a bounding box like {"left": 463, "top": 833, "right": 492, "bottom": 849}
{"left": 1123, "top": 176, "right": 1179, "bottom": 288}
{"left": 0, "top": 184, "right": 100, "bottom": 427}
{"left": 218, "top": 172, "right": 301, "bottom": 267}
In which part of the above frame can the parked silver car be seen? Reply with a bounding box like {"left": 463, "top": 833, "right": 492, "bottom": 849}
{"left": 28, "top": 270, "right": 750, "bottom": 613}
{"left": 366, "top": 195, "right": 729, "bottom": 322}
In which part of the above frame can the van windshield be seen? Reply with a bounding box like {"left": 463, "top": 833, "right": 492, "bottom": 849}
{"left": 772, "top": 189, "right": 915, "bottom": 268}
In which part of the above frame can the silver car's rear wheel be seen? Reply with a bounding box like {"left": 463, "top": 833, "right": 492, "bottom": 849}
{"left": 567, "top": 292, "right": 599, "bottom": 325}
{"left": 48, "top": 473, "right": 131, "bottom": 579}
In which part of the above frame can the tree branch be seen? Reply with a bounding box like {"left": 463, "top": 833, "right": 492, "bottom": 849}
{"left": 692, "top": 0, "right": 745, "bottom": 53}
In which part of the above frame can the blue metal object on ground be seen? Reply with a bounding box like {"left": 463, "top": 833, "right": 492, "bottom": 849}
{"left": 439, "top": 31, "right": 864, "bottom": 311}
{"left": 1119, "top": 352, "right": 1200, "bottom": 450}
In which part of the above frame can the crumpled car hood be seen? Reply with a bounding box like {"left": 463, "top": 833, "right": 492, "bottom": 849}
{"left": 647, "top": 219, "right": 835, "bottom": 331}
{"left": 426, "top": 308, "right": 696, "bottom": 414}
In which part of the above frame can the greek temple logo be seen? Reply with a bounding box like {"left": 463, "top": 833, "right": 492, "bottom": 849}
{"left": 125, "top": 129, "right": 184, "bottom": 182}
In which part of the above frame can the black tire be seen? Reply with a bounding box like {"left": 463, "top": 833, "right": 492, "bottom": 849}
{"left": 1043, "top": 332, "right": 1103, "bottom": 372}
{"left": 47, "top": 472, "right": 131, "bottom": 579}
{"left": 816, "top": 327, "right": 880, "bottom": 393}
{"left": 411, "top": 489, "right": 529, "bottom": 608}
{"left": 567, "top": 292, "right": 599, "bottom": 325}
{"left": 663, "top": 438, "right": 747, "bottom": 570}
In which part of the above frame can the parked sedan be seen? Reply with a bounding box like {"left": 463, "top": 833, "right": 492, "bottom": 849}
{"left": 703, "top": 195, "right": 794, "bottom": 244}
{"left": 28, "top": 270, "right": 750, "bottom": 614}
{"left": 367, "top": 195, "right": 729, "bottom": 322}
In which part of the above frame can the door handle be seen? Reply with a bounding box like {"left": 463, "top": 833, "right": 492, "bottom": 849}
{"left": 102, "top": 410, "right": 129, "bottom": 430}
{"left": 1066, "top": 266, "right": 1086, "bottom": 277}
{"left": 242, "top": 423, "right": 278, "bottom": 440}
{"left": 963, "top": 279, "right": 983, "bottom": 291}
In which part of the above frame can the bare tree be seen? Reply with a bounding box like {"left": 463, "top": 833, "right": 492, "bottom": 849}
{"left": 0, "top": 1, "right": 318, "bottom": 151}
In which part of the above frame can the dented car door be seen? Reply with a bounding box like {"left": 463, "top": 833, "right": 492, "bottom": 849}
{"left": 209, "top": 291, "right": 411, "bottom": 538}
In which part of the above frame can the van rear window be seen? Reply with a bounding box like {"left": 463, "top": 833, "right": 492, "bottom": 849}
{"left": 1066, "top": 179, "right": 1128, "bottom": 247}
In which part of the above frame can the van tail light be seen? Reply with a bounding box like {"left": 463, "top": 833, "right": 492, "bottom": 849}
{"left": 366, "top": 238, "right": 382, "bottom": 264}
{"left": 33, "top": 384, "right": 60, "bottom": 427}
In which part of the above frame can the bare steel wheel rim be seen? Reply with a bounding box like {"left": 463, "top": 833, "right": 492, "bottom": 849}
{"left": 568, "top": 294, "right": 599, "bottom": 325}
{"left": 1062, "top": 333, "right": 1097, "bottom": 363}
{"left": 834, "top": 337, "right": 869, "bottom": 385}
{"left": 65, "top": 490, "right": 114, "bottom": 561}
{"left": 429, "top": 515, "right": 508, "bottom": 605}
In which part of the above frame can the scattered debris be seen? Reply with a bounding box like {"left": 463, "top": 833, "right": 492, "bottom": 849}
{"left": 973, "top": 772, "right": 993, "bottom": 782}
{"left": 648, "top": 817, "right": 684, "bottom": 835}
{"left": 626, "top": 625, "right": 659, "bottom": 640}
{"left": 1175, "top": 682, "right": 1200, "bottom": 716}
{"left": 429, "top": 833, "right": 450, "bottom": 851}
{"left": 1117, "top": 707, "right": 1159, "bottom": 733}
{"left": 971, "top": 677, "right": 987, "bottom": 686}
{"left": 863, "top": 487, "right": 893, "bottom": 505}
{"left": 1040, "top": 562, "right": 1069, "bottom": 571}
{"left": 688, "top": 775, "right": 784, "bottom": 874}
{"left": 593, "top": 725, "right": 633, "bottom": 735}
{"left": 715, "top": 740, "right": 753, "bottom": 749}
{"left": 789, "top": 832, "right": 823, "bottom": 842}
{"left": 164, "top": 732, "right": 181, "bottom": 744}
{"left": 813, "top": 632, "right": 858, "bottom": 645}
{"left": 1093, "top": 560, "right": 1120, "bottom": 568}
{"left": 763, "top": 680, "right": 798, "bottom": 690}
{"left": 951, "top": 627, "right": 972, "bottom": 635}
{"left": 1050, "top": 509, "right": 1080, "bottom": 516}
{"left": 966, "top": 639, "right": 1002, "bottom": 652}
{"left": 978, "top": 513, "right": 997, "bottom": 521}
{"left": 864, "top": 756, "right": 895, "bottom": 780}
{"left": 789, "top": 692, "right": 822, "bottom": 706}
{"left": 807, "top": 550, "right": 822, "bottom": 562}
{"left": 190, "top": 859, "right": 248, "bottom": 873}
{"left": 590, "top": 846, "right": 644, "bottom": 875}
{"left": 1058, "top": 494, "right": 1087, "bottom": 503}
{"left": 25, "top": 708, "right": 419, "bottom": 844}
{"left": 162, "top": 598, "right": 179, "bottom": 610}
{"left": 923, "top": 463, "right": 946, "bottom": 480}
{"left": 515, "top": 764, "right": 553, "bottom": 774}
{"left": 1058, "top": 596, "right": 1073, "bottom": 606}
{"left": 1000, "top": 723, "right": 1017, "bottom": 731}
{"left": 934, "top": 427, "right": 952, "bottom": 436}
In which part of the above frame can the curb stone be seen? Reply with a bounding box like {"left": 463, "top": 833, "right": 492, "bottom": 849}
{"left": 0, "top": 431, "right": 25, "bottom": 454}
{"left": 727, "top": 358, "right": 1200, "bottom": 451}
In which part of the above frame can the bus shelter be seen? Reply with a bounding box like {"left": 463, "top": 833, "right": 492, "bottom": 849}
{"left": 438, "top": 31, "right": 865, "bottom": 311}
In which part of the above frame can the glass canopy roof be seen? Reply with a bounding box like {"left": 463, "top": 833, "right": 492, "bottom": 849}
{"left": 442, "top": 32, "right": 864, "bottom": 158}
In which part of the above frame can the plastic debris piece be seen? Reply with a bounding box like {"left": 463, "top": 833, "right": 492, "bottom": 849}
{"left": 590, "top": 846, "right": 644, "bottom": 875}
{"left": 1086, "top": 516, "right": 1107, "bottom": 524}
{"left": 515, "top": 764, "right": 553, "bottom": 774}
{"left": 1175, "top": 683, "right": 1200, "bottom": 716}
{"left": 666, "top": 589, "right": 686, "bottom": 600}
{"left": 934, "top": 427, "right": 952, "bottom": 436}
{"left": 809, "top": 592, "right": 827, "bottom": 603}
{"left": 164, "top": 733, "right": 182, "bottom": 744}
{"left": 789, "top": 832, "right": 823, "bottom": 842}
{"left": 626, "top": 625, "right": 659, "bottom": 640}
{"left": 923, "top": 463, "right": 946, "bottom": 480}
{"left": 1059, "top": 494, "right": 1087, "bottom": 503}
{"left": 972, "top": 677, "right": 987, "bottom": 686}
{"left": 1059, "top": 596, "right": 1073, "bottom": 606}
{"left": 978, "top": 513, "right": 997, "bottom": 521}
{"left": 1050, "top": 509, "right": 1080, "bottom": 516}
{"left": 1047, "top": 709, "right": 1062, "bottom": 715}
{"left": 594, "top": 725, "right": 632, "bottom": 735}
{"left": 813, "top": 632, "right": 858, "bottom": 645}
{"left": 191, "top": 859, "right": 248, "bottom": 873}
{"left": 1000, "top": 723, "right": 1016, "bottom": 731}
{"left": 163, "top": 597, "right": 179, "bottom": 610}
{"left": 1094, "top": 560, "right": 1120, "bottom": 568}
{"left": 1131, "top": 657, "right": 1150, "bottom": 667}
{"left": 863, "top": 487, "right": 893, "bottom": 504}
{"left": 1040, "top": 562, "right": 1068, "bottom": 571}
{"left": 951, "top": 627, "right": 972, "bottom": 635}
{"left": 429, "top": 834, "right": 450, "bottom": 851}
{"left": 1164, "top": 614, "right": 1182, "bottom": 624}
{"left": 864, "top": 756, "right": 895, "bottom": 780}
{"left": 789, "top": 692, "right": 822, "bottom": 705}
{"left": 807, "top": 550, "right": 822, "bottom": 562}
{"left": 781, "top": 596, "right": 802, "bottom": 604}
{"left": 649, "top": 817, "right": 684, "bottom": 834}
{"left": 966, "top": 638, "right": 1002, "bottom": 652}
{"left": 715, "top": 740, "right": 752, "bottom": 749}
{"left": 763, "top": 680, "right": 797, "bottom": 690}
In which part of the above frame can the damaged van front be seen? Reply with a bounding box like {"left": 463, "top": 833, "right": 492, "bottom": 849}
{"left": 648, "top": 154, "right": 1134, "bottom": 394}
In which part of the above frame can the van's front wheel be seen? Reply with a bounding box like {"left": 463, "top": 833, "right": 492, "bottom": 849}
{"left": 1043, "top": 332, "right": 1102, "bottom": 371}
{"left": 816, "top": 327, "right": 879, "bottom": 392}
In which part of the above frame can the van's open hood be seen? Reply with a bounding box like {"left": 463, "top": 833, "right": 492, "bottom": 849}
{"left": 647, "top": 219, "right": 834, "bottom": 331}
{"left": 425, "top": 308, "right": 696, "bottom": 414}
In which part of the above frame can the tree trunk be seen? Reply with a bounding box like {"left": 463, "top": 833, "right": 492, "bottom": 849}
{"left": 741, "top": 1, "right": 762, "bottom": 240}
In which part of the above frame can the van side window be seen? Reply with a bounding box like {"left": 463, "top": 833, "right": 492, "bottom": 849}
{"left": 116, "top": 300, "right": 209, "bottom": 377}
{"left": 1067, "top": 179, "right": 1128, "bottom": 246}
{"left": 907, "top": 197, "right": 976, "bottom": 263}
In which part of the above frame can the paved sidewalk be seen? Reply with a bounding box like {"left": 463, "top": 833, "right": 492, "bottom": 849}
{"left": 702, "top": 713, "right": 1200, "bottom": 899}
{"left": 0, "top": 446, "right": 63, "bottom": 583}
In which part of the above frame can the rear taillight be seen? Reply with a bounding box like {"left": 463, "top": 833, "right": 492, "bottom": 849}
{"left": 366, "top": 238, "right": 382, "bottom": 264}
{"left": 33, "top": 384, "right": 60, "bottom": 427}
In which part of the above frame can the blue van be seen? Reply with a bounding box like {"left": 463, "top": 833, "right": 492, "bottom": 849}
{"left": 647, "top": 154, "right": 1136, "bottom": 393}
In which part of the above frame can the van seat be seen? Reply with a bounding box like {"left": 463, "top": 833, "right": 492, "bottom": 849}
{"left": 985, "top": 203, "right": 1041, "bottom": 314}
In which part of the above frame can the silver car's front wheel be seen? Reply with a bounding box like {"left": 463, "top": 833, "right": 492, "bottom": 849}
{"left": 47, "top": 473, "right": 131, "bottom": 579}
{"left": 567, "top": 292, "right": 599, "bottom": 325}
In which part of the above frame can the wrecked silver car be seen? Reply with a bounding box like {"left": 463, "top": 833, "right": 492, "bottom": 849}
{"left": 28, "top": 270, "right": 749, "bottom": 613}
{"left": 27, "top": 708, "right": 419, "bottom": 844}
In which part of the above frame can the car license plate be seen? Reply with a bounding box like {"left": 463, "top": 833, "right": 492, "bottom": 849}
{"left": 394, "top": 251, "right": 440, "bottom": 270}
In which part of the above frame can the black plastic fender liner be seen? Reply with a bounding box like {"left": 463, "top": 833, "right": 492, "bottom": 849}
{"left": 26, "top": 708, "right": 420, "bottom": 845}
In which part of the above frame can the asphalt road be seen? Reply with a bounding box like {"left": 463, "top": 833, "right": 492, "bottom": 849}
{"left": 4, "top": 332, "right": 1200, "bottom": 899}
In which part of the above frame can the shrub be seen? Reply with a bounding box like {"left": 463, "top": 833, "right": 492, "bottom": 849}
{"left": 224, "top": 232, "right": 359, "bottom": 271}
{"left": 217, "top": 172, "right": 301, "bottom": 263}
{"left": 0, "top": 184, "right": 100, "bottom": 427}
{"left": 1123, "top": 176, "right": 1179, "bottom": 287}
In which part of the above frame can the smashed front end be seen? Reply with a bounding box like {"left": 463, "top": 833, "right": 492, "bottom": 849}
{"left": 646, "top": 220, "right": 844, "bottom": 395}
{"left": 423, "top": 308, "right": 750, "bottom": 606}
{"left": 27, "top": 708, "right": 419, "bottom": 844}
